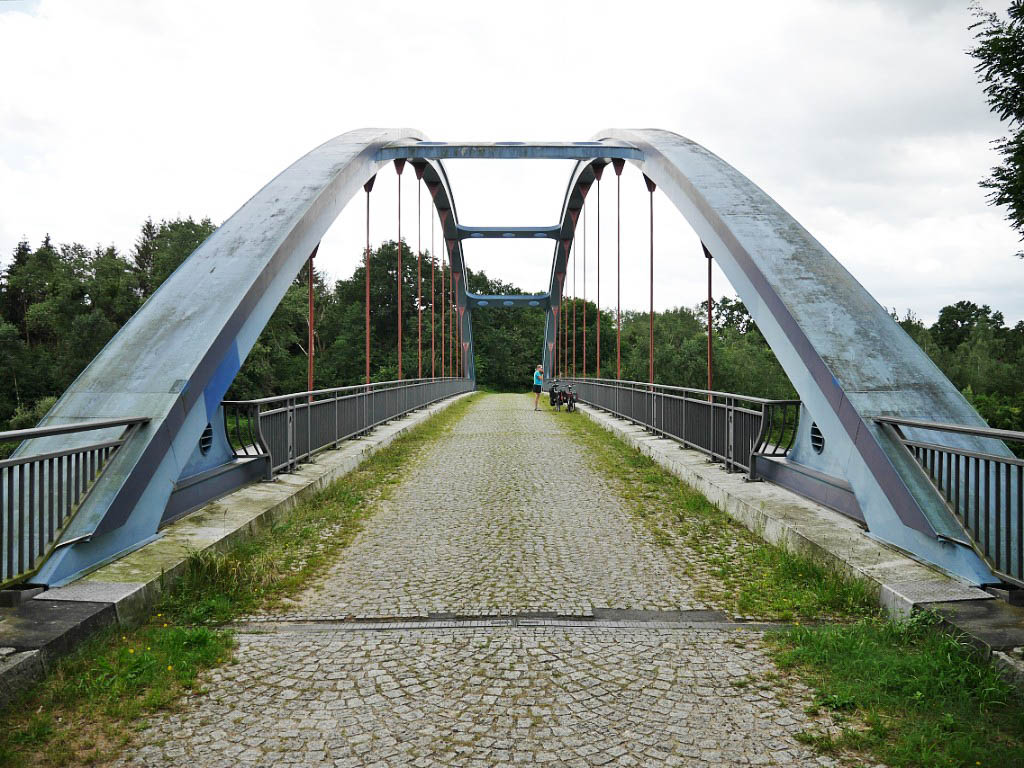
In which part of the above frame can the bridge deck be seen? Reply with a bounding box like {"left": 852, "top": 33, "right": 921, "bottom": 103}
{"left": 113, "top": 394, "right": 843, "bottom": 767}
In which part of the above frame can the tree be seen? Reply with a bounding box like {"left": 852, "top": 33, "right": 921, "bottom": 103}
{"left": 931, "top": 300, "right": 1002, "bottom": 350}
{"left": 133, "top": 218, "right": 158, "bottom": 295}
{"left": 970, "top": 1, "right": 1024, "bottom": 257}
{"left": 133, "top": 217, "right": 217, "bottom": 291}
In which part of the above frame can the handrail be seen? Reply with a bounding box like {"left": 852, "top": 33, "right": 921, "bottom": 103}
{"left": 222, "top": 377, "right": 466, "bottom": 407}
{"left": 0, "top": 438, "right": 128, "bottom": 471}
{"left": 564, "top": 377, "right": 800, "bottom": 477}
{"left": 0, "top": 416, "right": 149, "bottom": 444}
{"left": 2, "top": 419, "right": 148, "bottom": 588}
{"left": 563, "top": 377, "right": 800, "bottom": 406}
{"left": 876, "top": 416, "right": 1024, "bottom": 444}
{"left": 879, "top": 417, "right": 1023, "bottom": 587}
{"left": 897, "top": 437, "right": 1024, "bottom": 469}
{"left": 224, "top": 377, "right": 473, "bottom": 477}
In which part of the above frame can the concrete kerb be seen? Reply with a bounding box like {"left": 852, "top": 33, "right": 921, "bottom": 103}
{"left": 0, "top": 391, "right": 474, "bottom": 707}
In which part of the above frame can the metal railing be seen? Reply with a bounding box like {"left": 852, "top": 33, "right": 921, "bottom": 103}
{"left": 224, "top": 377, "right": 474, "bottom": 477}
{"left": 878, "top": 417, "right": 1023, "bottom": 587}
{"left": 565, "top": 378, "right": 800, "bottom": 476}
{"left": 0, "top": 417, "right": 148, "bottom": 587}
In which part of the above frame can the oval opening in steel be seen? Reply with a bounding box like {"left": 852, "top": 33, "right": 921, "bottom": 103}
{"left": 199, "top": 423, "right": 214, "bottom": 455}
{"left": 810, "top": 423, "right": 825, "bottom": 454}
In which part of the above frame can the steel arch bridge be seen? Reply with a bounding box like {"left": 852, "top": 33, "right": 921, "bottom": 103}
{"left": 13, "top": 128, "right": 1018, "bottom": 589}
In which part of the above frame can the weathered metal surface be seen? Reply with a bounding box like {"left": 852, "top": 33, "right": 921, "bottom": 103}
{"left": 552, "top": 128, "right": 1000, "bottom": 584}
{"left": 456, "top": 225, "right": 562, "bottom": 240}
{"left": 377, "top": 141, "right": 642, "bottom": 162}
{"left": 880, "top": 417, "right": 1022, "bottom": 585}
{"left": 31, "top": 128, "right": 478, "bottom": 586}
{"left": 468, "top": 294, "right": 549, "bottom": 309}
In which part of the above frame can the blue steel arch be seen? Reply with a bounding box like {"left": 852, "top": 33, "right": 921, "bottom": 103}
{"left": 32, "top": 128, "right": 474, "bottom": 585}
{"left": 25, "top": 128, "right": 1010, "bottom": 587}
{"left": 542, "top": 129, "right": 1008, "bottom": 585}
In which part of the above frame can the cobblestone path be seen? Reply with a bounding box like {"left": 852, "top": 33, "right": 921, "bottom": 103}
{"left": 280, "top": 392, "right": 705, "bottom": 619}
{"left": 119, "top": 395, "right": 849, "bottom": 767}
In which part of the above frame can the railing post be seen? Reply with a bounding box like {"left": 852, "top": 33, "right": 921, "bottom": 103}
{"left": 334, "top": 390, "right": 340, "bottom": 448}
{"left": 726, "top": 397, "right": 735, "bottom": 472}
{"left": 285, "top": 399, "right": 293, "bottom": 472}
{"left": 682, "top": 390, "right": 688, "bottom": 447}
{"left": 253, "top": 404, "right": 272, "bottom": 480}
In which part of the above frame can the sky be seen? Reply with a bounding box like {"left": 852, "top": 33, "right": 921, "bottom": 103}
{"left": 1, "top": 0, "right": 1022, "bottom": 325}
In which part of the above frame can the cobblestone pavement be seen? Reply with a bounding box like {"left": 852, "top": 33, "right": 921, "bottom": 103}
{"left": 116, "top": 394, "right": 863, "bottom": 767}
{"left": 277, "top": 393, "right": 706, "bottom": 619}
{"left": 121, "top": 626, "right": 845, "bottom": 767}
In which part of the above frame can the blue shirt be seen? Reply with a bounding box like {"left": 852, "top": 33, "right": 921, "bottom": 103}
{"left": 533, "top": 370, "right": 543, "bottom": 386}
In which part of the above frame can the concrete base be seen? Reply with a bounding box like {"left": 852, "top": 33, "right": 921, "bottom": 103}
{"left": 0, "top": 392, "right": 472, "bottom": 709}
{"left": 0, "top": 588, "right": 44, "bottom": 607}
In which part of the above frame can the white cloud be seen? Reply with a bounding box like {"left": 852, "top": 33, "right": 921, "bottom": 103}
{"left": 0, "top": 0, "right": 1021, "bottom": 326}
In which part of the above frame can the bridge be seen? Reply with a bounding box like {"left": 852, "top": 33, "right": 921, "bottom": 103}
{"left": 2, "top": 128, "right": 1020, "bottom": 592}
{"left": 1, "top": 128, "right": 1023, "bottom": 762}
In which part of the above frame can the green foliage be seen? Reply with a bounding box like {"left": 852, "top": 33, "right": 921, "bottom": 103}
{"left": 893, "top": 303, "right": 1024, "bottom": 449}
{"left": 468, "top": 271, "right": 546, "bottom": 390}
{"left": 0, "top": 622, "right": 232, "bottom": 767}
{"left": 0, "top": 218, "right": 215, "bottom": 429}
{"left": 770, "top": 611, "right": 1024, "bottom": 767}
{"left": 970, "top": 1, "right": 1024, "bottom": 258}
{"left": 3, "top": 215, "right": 1023, "bottom": 441}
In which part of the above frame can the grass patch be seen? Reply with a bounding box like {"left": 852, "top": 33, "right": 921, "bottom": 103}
{"left": 0, "top": 392, "right": 478, "bottom": 767}
{"left": 0, "top": 624, "right": 232, "bottom": 767}
{"left": 557, "top": 400, "right": 876, "bottom": 620}
{"left": 768, "top": 612, "right": 1024, "bottom": 768}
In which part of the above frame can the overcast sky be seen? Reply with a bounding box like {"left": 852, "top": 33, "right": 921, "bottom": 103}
{"left": 1, "top": 0, "right": 1022, "bottom": 324}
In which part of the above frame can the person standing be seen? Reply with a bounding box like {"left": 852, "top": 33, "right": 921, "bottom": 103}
{"left": 532, "top": 364, "right": 544, "bottom": 411}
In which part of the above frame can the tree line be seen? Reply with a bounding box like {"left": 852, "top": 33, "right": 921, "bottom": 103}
{"left": 1, "top": 219, "right": 1022, "bottom": 438}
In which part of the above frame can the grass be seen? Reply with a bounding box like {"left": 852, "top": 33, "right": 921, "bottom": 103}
{"left": 556, "top": 399, "right": 877, "bottom": 620}
{"left": 0, "top": 392, "right": 478, "bottom": 767}
{"left": 769, "top": 612, "right": 1024, "bottom": 768}
{"left": 0, "top": 624, "right": 232, "bottom": 767}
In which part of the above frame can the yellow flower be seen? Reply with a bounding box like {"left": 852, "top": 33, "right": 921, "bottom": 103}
{"left": 147, "top": 647, "right": 151, "bottom": 651}
{"left": 121, "top": 636, "right": 126, "bottom": 641}
{"left": 163, "top": 623, "right": 168, "bottom": 628}
{"left": 167, "top": 665, "right": 173, "bottom": 671}
{"left": 128, "top": 648, "right": 134, "bottom": 654}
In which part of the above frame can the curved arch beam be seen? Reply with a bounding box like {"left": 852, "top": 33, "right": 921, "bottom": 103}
{"left": 412, "top": 155, "right": 476, "bottom": 381}
{"left": 33, "top": 127, "right": 476, "bottom": 585}
{"left": 546, "top": 129, "right": 999, "bottom": 585}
